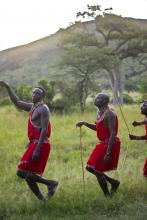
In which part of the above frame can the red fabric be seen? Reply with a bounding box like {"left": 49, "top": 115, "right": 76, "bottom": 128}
{"left": 143, "top": 159, "right": 147, "bottom": 177}
{"left": 28, "top": 116, "right": 51, "bottom": 141}
{"left": 87, "top": 113, "right": 120, "bottom": 172}
{"left": 96, "top": 114, "right": 118, "bottom": 140}
{"left": 145, "top": 124, "right": 147, "bottom": 143}
{"left": 17, "top": 115, "right": 51, "bottom": 175}
{"left": 143, "top": 124, "right": 147, "bottom": 176}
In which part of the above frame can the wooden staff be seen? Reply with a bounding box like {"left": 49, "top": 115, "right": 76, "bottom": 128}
{"left": 79, "top": 127, "right": 85, "bottom": 190}
{"left": 111, "top": 88, "right": 131, "bottom": 170}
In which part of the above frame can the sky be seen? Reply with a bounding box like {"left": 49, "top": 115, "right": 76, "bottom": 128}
{"left": 0, "top": 0, "right": 147, "bottom": 52}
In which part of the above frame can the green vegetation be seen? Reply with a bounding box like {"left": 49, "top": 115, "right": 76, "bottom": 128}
{"left": 58, "top": 12, "right": 147, "bottom": 107}
{"left": 0, "top": 105, "right": 147, "bottom": 220}
{"left": 0, "top": 13, "right": 147, "bottom": 115}
{"left": 0, "top": 3, "right": 147, "bottom": 219}
{"left": 0, "top": 14, "right": 147, "bottom": 108}
{"left": 139, "top": 77, "right": 147, "bottom": 100}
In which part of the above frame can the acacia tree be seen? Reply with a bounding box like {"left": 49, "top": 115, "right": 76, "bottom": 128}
{"left": 96, "top": 14, "right": 147, "bottom": 104}
{"left": 58, "top": 32, "right": 116, "bottom": 112}
{"left": 76, "top": 4, "right": 147, "bottom": 104}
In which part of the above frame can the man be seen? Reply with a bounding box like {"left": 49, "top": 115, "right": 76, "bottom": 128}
{"left": 0, "top": 81, "right": 58, "bottom": 200}
{"left": 129, "top": 100, "right": 147, "bottom": 177}
{"left": 76, "top": 93, "right": 120, "bottom": 197}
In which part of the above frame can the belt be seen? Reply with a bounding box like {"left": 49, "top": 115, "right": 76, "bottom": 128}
{"left": 29, "top": 139, "right": 49, "bottom": 143}
{"left": 99, "top": 138, "right": 109, "bottom": 143}
{"left": 99, "top": 137, "right": 119, "bottom": 143}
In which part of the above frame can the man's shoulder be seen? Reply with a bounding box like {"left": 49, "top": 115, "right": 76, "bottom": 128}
{"left": 105, "top": 108, "right": 116, "bottom": 119}
{"left": 42, "top": 103, "right": 49, "bottom": 110}
{"left": 38, "top": 104, "right": 49, "bottom": 114}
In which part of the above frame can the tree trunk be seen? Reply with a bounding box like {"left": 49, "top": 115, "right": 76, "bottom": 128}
{"left": 78, "top": 80, "right": 86, "bottom": 113}
{"left": 114, "top": 64, "right": 124, "bottom": 105}
{"left": 112, "top": 79, "right": 119, "bottom": 105}
{"left": 105, "top": 69, "right": 119, "bottom": 105}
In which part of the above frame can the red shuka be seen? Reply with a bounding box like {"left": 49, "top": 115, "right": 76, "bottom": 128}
{"left": 17, "top": 115, "right": 51, "bottom": 175}
{"left": 143, "top": 124, "right": 147, "bottom": 177}
{"left": 87, "top": 113, "right": 120, "bottom": 172}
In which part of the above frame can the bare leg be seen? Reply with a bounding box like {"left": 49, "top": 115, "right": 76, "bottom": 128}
{"left": 17, "top": 169, "right": 58, "bottom": 199}
{"left": 95, "top": 173, "right": 110, "bottom": 197}
{"left": 26, "top": 172, "right": 59, "bottom": 199}
{"left": 26, "top": 172, "right": 56, "bottom": 185}
{"left": 86, "top": 165, "right": 110, "bottom": 197}
{"left": 26, "top": 179, "right": 44, "bottom": 200}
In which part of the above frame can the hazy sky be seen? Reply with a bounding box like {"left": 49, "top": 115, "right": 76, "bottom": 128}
{"left": 0, "top": 0, "right": 147, "bottom": 51}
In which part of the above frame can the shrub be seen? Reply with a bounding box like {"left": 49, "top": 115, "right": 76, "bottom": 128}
{"left": 123, "top": 93, "right": 134, "bottom": 104}
{"left": 0, "top": 97, "right": 11, "bottom": 106}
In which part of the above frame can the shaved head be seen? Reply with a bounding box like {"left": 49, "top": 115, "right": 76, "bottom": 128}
{"left": 140, "top": 101, "right": 147, "bottom": 116}
{"left": 96, "top": 93, "right": 109, "bottom": 104}
{"left": 94, "top": 93, "right": 110, "bottom": 107}
{"left": 36, "top": 87, "right": 46, "bottom": 97}
{"left": 32, "top": 87, "right": 46, "bottom": 103}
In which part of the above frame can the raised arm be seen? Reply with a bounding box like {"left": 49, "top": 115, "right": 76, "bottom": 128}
{"left": 0, "top": 81, "right": 32, "bottom": 112}
{"left": 132, "top": 120, "right": 147, "bottom": 127}
{"left": 129, "top": 134, "right": 146, "bottom": 141}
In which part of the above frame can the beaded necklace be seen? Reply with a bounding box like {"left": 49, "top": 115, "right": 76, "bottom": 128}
{"left": 97, "top": 107, "right": 109, "bottom": 122}
{"left": 30, "top": 102, "right": 43, "bottom": 115}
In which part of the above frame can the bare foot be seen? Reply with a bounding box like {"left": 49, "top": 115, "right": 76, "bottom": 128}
{"left": 104, "top": 192, "right": 112, "bottom": 199}
{"left": 37, "top": 192, "right": 45, "bottom": 201}
{"left": 110, "top": 180, "right": 120, "bottom": 195}
{"left": 47, "top": 181, "right": 58, "bottom": 199}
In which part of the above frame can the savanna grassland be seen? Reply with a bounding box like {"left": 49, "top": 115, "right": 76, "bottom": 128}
{"left": 0, "top": 105, "right": 147, "bottom": 220}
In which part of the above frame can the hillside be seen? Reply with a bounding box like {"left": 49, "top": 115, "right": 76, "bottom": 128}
{"left": 0, "top": 17, "right": 147, "bottom": 85}
{"left": 0, "top": 32, "right": 63, "bottom": 85}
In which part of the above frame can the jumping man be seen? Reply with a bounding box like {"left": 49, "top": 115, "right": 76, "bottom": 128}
{"left": 129, "top": 100, "right": 147, "bottom": 177}
{"left": 76, "top": 93, "right": 120, "bottom": 197}
{"left": 0, "top": 81, "right": 58, "bottom": 200}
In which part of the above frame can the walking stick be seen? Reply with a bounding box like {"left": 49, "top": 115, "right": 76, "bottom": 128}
{"left": 79, "top": 127, "right": 85, "bottom": 190}
{"left": 111, "top": 88, "right": 131, "bottom": 170}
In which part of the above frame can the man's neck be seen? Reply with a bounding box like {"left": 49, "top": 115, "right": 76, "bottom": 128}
{"left": 31, "top": 101, "right": 43, "bottom": 114}
{"left": 33, "top": 101, "right": 43, "bottom": 106}
{"left": 98, "top": 105, "right": 108, "bottom": 113}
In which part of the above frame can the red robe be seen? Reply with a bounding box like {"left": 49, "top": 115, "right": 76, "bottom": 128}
{"left": 17, "top": 115, "right": 51, "bottom": 175}
{"left": 87, "top": 113, "right": 120, "bottom": 172}
{"left": 143, "top": 124, "right": 147, "bottom": 177}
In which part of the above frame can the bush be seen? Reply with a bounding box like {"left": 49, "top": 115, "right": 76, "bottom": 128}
{"left": 141, "top": 93, "right": 147, "bottom": 101}
{"left": 139, "top": 78, "right": 147, "bottom": 94}
{"left": 0, "top": 97, "right": 11, "bottom": 106}
{"left": 123, "top": 93, "right": 134, "bottom": 104}
{"left": 16, "top": 84, "right": 33, "bottom": 102}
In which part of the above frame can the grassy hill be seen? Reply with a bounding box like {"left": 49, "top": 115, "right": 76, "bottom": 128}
{"left": 0, "top": 17, "right": 147, "bottom": 85}
{"left": 0, "top": 32, "right": 63, "bottom": 85}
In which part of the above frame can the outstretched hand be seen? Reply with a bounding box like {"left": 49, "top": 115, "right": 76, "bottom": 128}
{"left": 76, "top": 121, "right": 85, "bottom": 128}
{"left": 132, "top": 121, "right": 140, "bottom": 127}
{"left": 0, "top": 81, "right": 8, "bottom": 87}
{"left": 129, "top": 134, "right": 137, "bottom": 140}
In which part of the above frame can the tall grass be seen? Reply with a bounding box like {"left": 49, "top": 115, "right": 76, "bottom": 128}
{"left": 0, "top": 105, "right": 147, "bottom": 220}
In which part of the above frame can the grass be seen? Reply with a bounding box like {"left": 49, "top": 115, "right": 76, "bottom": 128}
{"left": 0, "top": 105, "right": 147, "bottom": 220}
